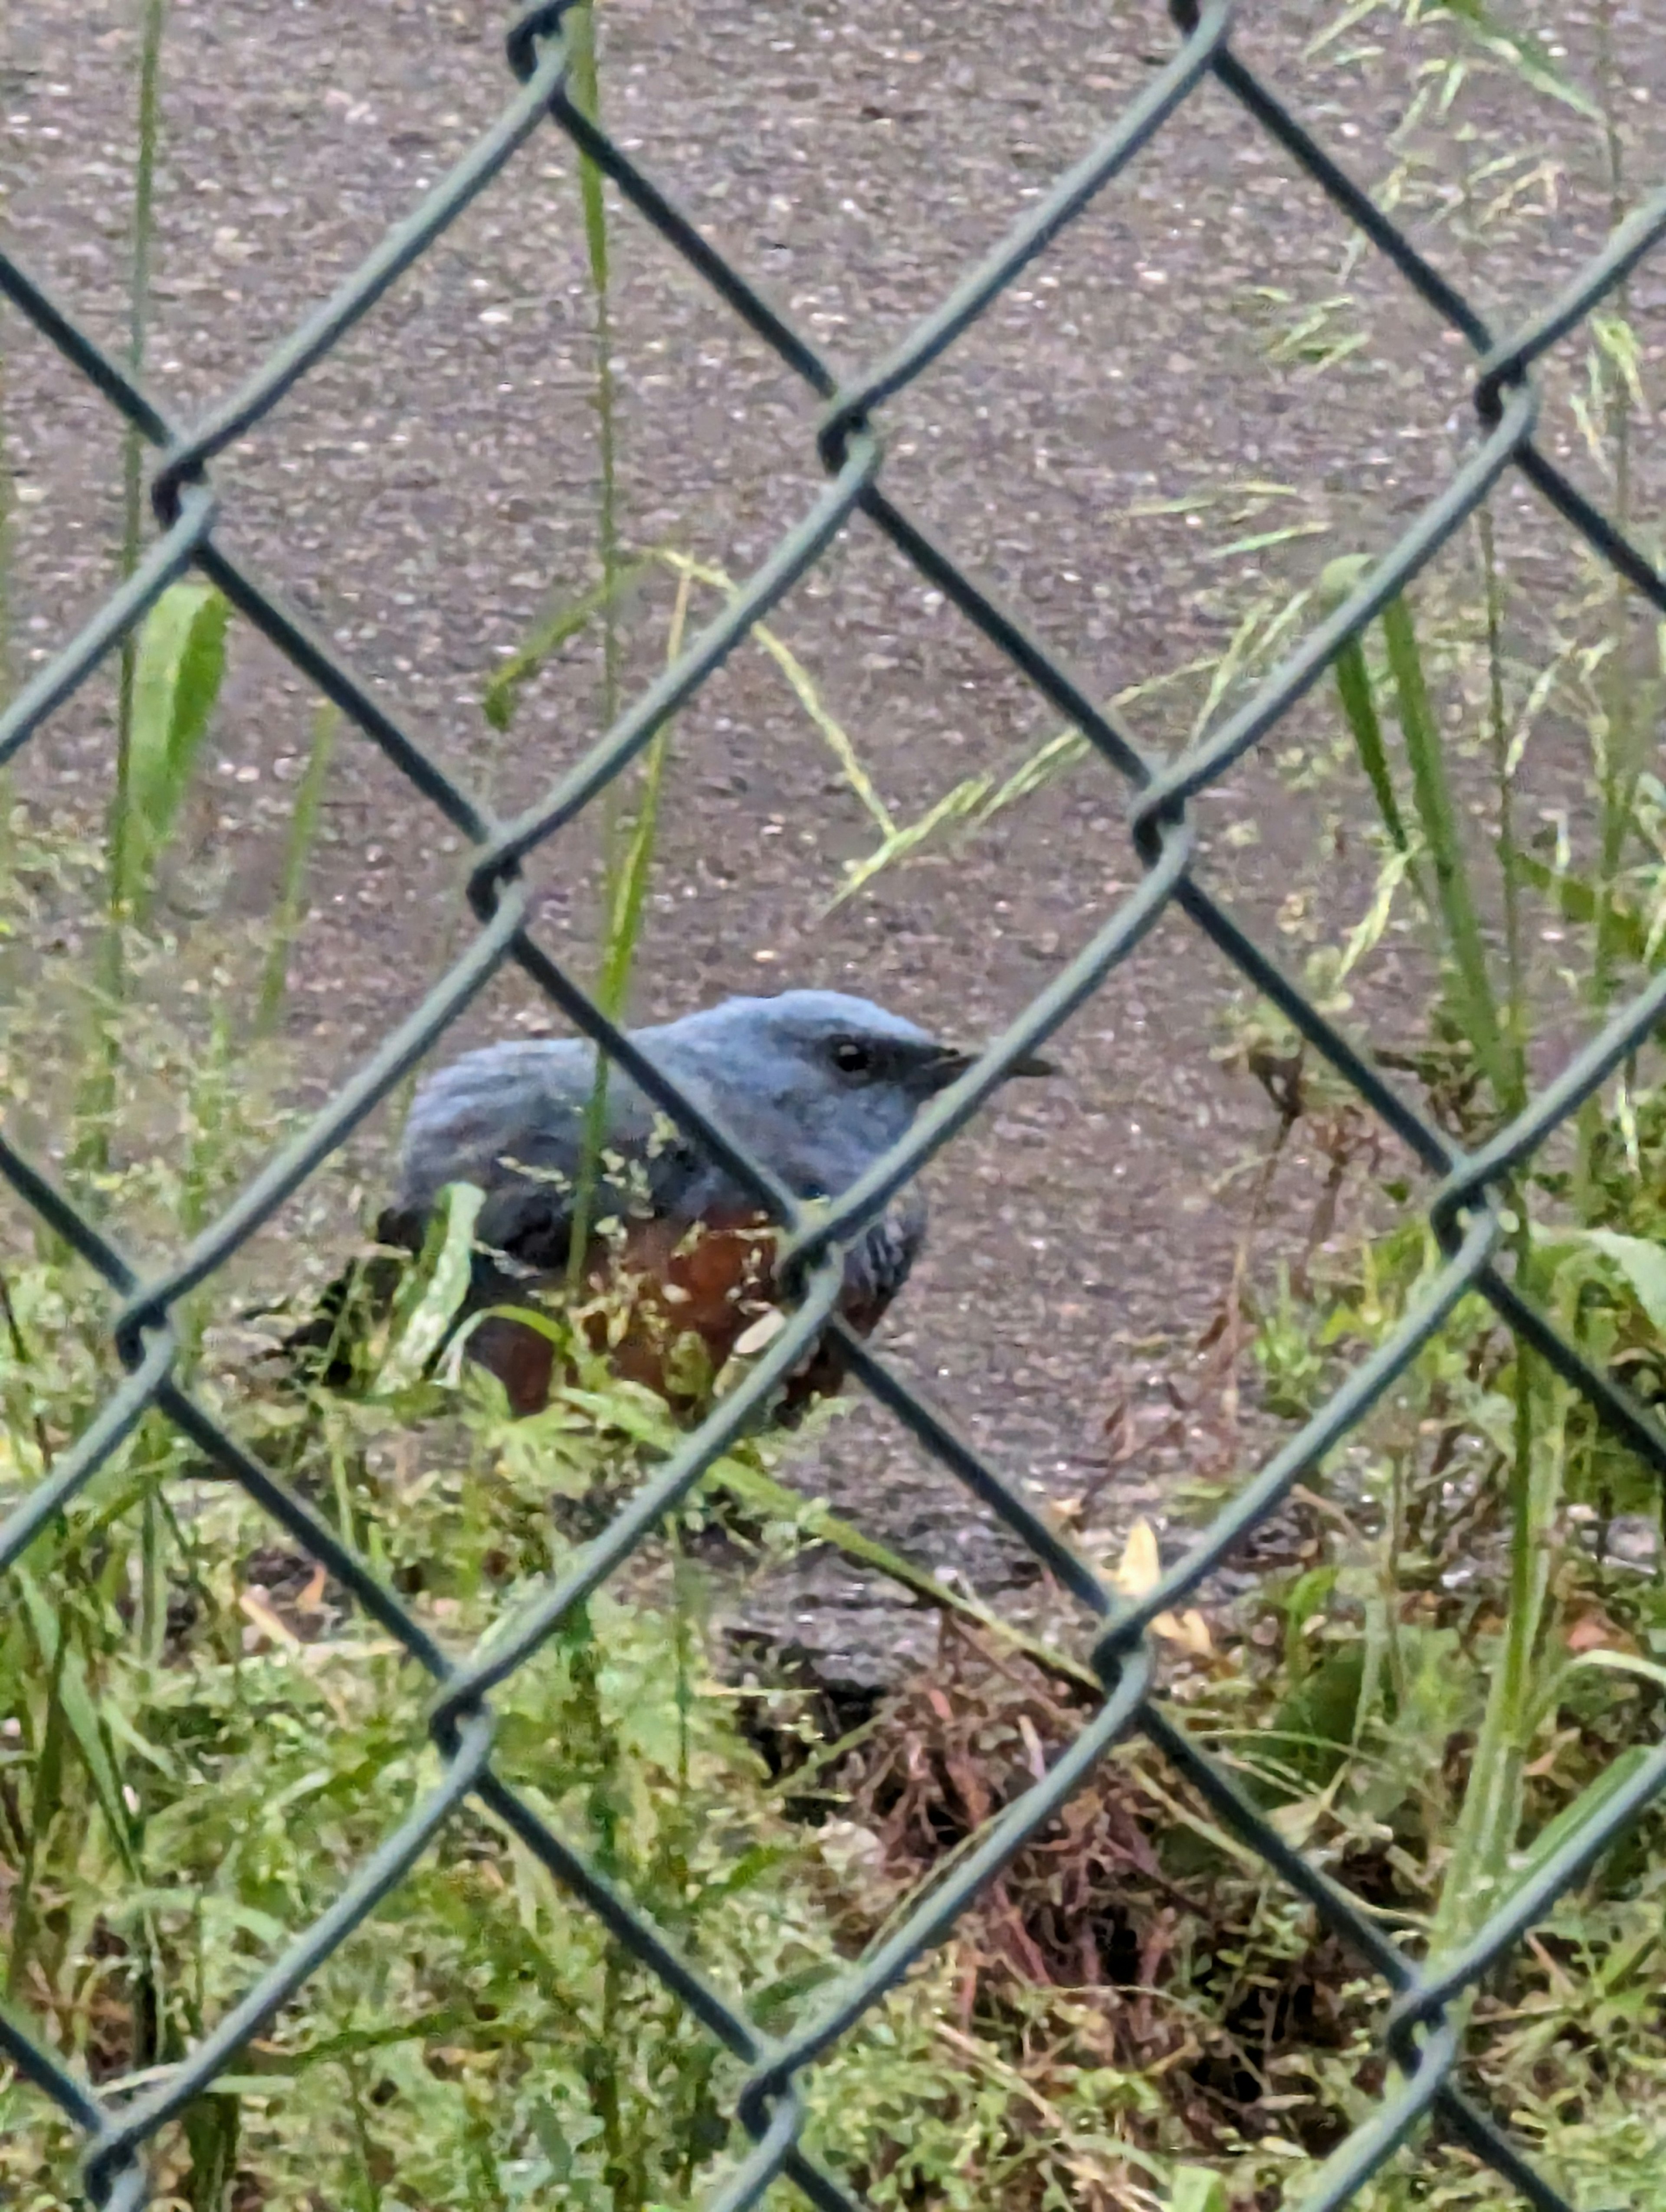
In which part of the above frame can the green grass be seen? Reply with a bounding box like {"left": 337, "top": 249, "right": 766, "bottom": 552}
{"left": 108, "top": 0, "right": 169, "bottom": 917}
{"left": 6, "top": 776, "right": 1666, "bottom": 2206}
{"left": 4, "top": 1166, "right": 1664, "bottom": 2210}
{"left": 256, "top": 699, "right": 340, "bottom": 1037}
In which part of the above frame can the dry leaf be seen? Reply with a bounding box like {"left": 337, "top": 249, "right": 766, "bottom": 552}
{"left": 1017, "top": 1711, "right": 1049, "bottom": 1783}
{"left": 1151, "top": 1607, "right": 1213, "bottom": 1657}
{"left": 1112, "top": 1516, "right": 1162, "bottom": 1598}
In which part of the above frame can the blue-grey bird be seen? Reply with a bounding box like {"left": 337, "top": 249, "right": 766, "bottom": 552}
{"left": 295, "top": 990, "right": 1051, "bottom": 1417}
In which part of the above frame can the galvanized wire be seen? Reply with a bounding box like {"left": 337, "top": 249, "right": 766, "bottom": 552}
{"left": 2, "top": 0, "right": 1665, "bottom": 2205}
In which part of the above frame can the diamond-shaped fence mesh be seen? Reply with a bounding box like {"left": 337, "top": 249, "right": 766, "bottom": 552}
{"left": 3, "top": 0, "right": 1666, "bottom": 2205}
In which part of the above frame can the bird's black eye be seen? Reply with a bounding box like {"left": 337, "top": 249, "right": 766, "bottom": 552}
{"left": 829, "top": 1036, "right": 876, "bottom": 1078}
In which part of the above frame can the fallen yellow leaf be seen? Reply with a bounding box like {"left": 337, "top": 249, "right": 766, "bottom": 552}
{"left": 1112, "top": 1516, "right": 1162, "bottom": 1598}
{"left": 1151, "top": 1607, "right": 1213, "bottom": 1658}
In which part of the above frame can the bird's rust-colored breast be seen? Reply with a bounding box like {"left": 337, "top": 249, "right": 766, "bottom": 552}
{"left": 469, "top": 1208, "right": 789, "bottom": 1418}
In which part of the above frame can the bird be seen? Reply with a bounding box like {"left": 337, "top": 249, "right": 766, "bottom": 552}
{"left": 285, "top": 990, "right": 1053, "bottom": 1420}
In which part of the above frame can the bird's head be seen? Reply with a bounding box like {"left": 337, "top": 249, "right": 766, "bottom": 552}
{"left": 658, "top": 989, "right": 1053, "bottom": 1198}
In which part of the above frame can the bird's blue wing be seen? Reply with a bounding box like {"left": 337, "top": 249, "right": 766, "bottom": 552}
{"left": 390, "top": 1039, "right": 706, "bottom": 1270}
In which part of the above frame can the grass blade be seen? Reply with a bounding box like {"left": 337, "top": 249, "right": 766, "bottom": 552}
{"left": 830, "top": 775, "right": 994, "bottom": 907}
{"left": 1381, "top": 591, "right": 1511, "bottom": 1108}
{"left": 1438, "top": 0, "right": 1603, "bottom": 122}
{"left": 1321, "top": 554, "right": 1423, "bottom": 889}
{"left": 567, "top": 0, "right": 622, "bottom": 737}
{"left": 482, "top": 553, "right": 656, "bottom": 733}
{"left": 655, "top": 551, "right": 896, "bottom": 835}
{"left": 82, "top": 0, "right": 169, "bottom": 1174}
{"left": 567, "top": 568, "right": 696, "bottom": 1286}
{"left": 1514, "top": 849, "right": 1648, "bottom": 965}
{"left": 120, "top": 579, "right": 230, "bottom": 916}
{"left": 13, "top": 1567, "right": 139, "bottom": 1878}
{"left": 378, "top": 1181, "right": 487, "bottom": 1396}
{"left": 257, "top": 699, "right": 340, "bottom": 1034}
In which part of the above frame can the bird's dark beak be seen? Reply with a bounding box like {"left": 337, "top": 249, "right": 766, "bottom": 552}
{"left": 921, "top": 1042, "right": 1056, "bottom": 1093}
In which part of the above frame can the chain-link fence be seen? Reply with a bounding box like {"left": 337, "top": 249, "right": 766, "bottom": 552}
{"left": 3, "top": 0, "right": 1666, "bottom": 2205}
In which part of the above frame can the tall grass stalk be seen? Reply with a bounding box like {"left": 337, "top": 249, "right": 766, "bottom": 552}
{"left": 0, "top": 310, "right": 14, "bottom": 888}
{"left": 257, "top": 700, "right": 340, "bottom": 1035}
{"left": 565, "top": 566, "right": 690, "bottom": 1282}
{"left": 1433, "top": 10, "right": 1645, "bottom": 1966}
{"left": 1476, "top": 509, "right": 1528, "bottom": 1113}
{"left": 1322, "top": 561, "right": 1553, "bottom": 1964}
{"left": 1430, "top": 1336, "right": 1562, "bottom": 1958}
{"left": 556, "top": 572, "right": 690, "bottom": 2208}
{"left": 109, "top": 0, "right": 172, "bottom": 1812}
{"left": 554, "top": 32, "right": 682, "bottom": 2150}
{"left": 1379, "top": 592, "right": 1515, "bottom": 1113}
{"left": 568, "top": 3, "right": 622, "bottom": 737}
{"left": 563, "top": 0, "right": 662, "bottom": 1294}
{"left": 1425, "top": 382, "right": 1547, "bottom": 1962}
{"left": 1577, "top": 0, "right": 1650, "bottom": 1204}
{"left": 112, "top": 0, "right": 168, "bottom": 950}
{"left": 595, "top": 567, "right": 689, "bottom": 1017}
{"left": 0, "top": 314, "right": 13, "bottom": 713}
{"left": 78, "top": 0, "right": 168, "bottom": 1172}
